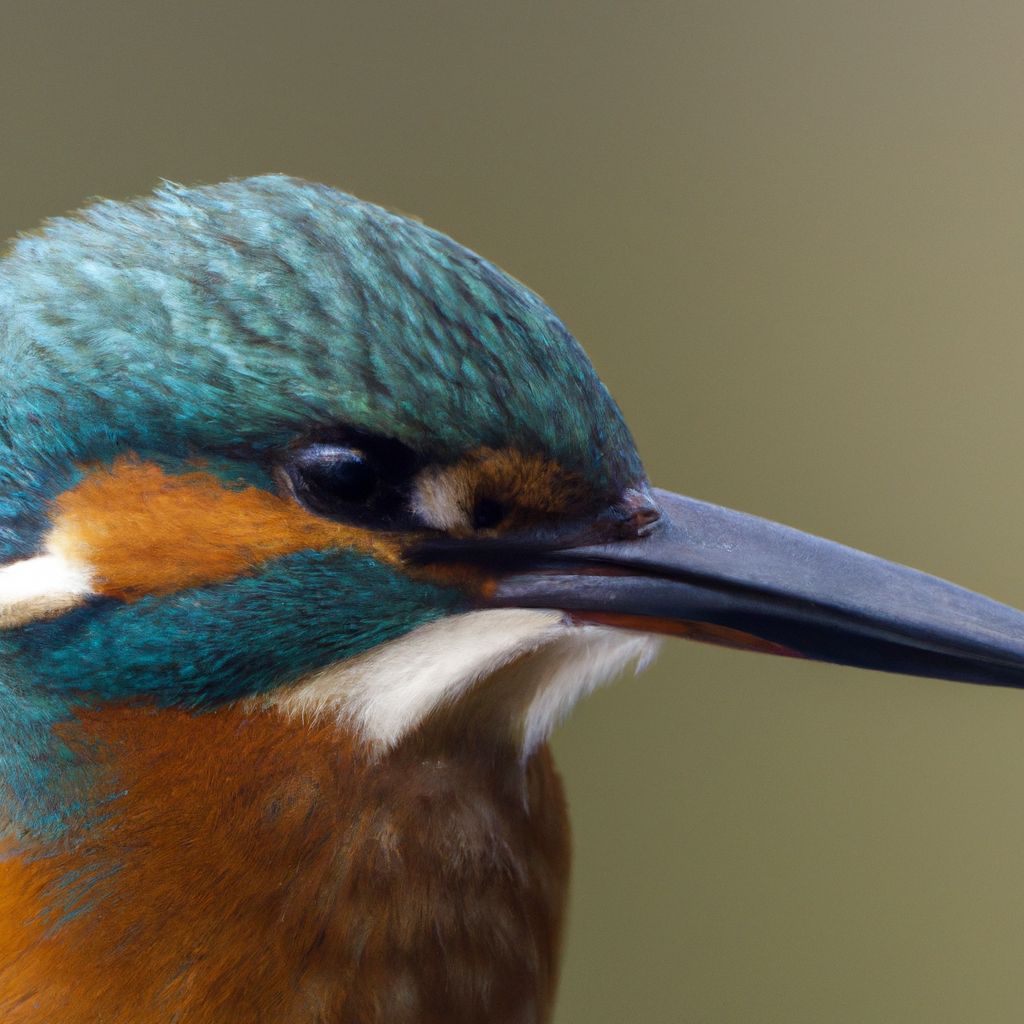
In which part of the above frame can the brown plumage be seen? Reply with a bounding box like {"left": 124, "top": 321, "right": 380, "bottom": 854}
{"left": 0, "top": 702, "right": 570, "bottom": 1024}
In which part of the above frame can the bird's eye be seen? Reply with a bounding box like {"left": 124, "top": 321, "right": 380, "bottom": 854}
{"left": 282, "top": 433, "right": 421, "bottom": 528}
{"left": 289, "top": 444, "right": 378, "bottom": 511}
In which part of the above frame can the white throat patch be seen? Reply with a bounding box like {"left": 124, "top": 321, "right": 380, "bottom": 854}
{"left": 269, "top": 608, "right": 661, "bottom": 754}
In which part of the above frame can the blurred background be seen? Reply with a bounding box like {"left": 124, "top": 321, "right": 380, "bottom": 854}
{"left": 4, "top": 2, "right": 1024, "bottom": 1020}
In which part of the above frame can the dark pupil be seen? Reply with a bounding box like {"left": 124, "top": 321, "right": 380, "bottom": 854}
{"left": 295, "top": 445, "right": 377, "bottom": 505}
{"left": 473, "top": 497, "right": 506, "bottom": 530}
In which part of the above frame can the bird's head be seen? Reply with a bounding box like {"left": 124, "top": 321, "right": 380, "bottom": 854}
{"left": 4, "top": 175, "right": 1024, "bottom": 832}
{"left": 0, "top": 176, "right": 658, "bottom": 771}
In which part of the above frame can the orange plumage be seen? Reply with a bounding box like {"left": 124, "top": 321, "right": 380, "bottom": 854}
{"left": 0, "top": 703, "right": 570, "bottom": 1024}
{"left": 48, "top": 458, "right": 403, "bottom": 599}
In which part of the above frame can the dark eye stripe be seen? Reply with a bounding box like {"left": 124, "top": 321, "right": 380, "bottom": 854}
{"left": 283, "top": 432, "right": 529, "bottom": 535}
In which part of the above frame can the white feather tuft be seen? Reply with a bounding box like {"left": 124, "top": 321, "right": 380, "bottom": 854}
{"left": 409, "top": 466, "right": 472, "bottom": 531}
{"left": 518, "top": 627, "right": 661, "bottom": 756}
{"left": 270, "top": 608, "right": 661, "bottom": 752}
{"left": 0, "top": 553, "right": 95, "bottom": 629}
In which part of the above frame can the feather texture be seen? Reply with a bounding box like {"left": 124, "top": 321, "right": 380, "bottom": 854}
{"left": 0, "top": 703, "right": 570, "bottom": 1024}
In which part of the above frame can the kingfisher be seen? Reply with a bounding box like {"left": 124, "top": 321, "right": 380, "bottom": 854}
{"left": 1, "top": 176, "right": 1023, "bottom": 1023}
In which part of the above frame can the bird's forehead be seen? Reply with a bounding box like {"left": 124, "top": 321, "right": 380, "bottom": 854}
{"left": 0, "top": 175, "right": 642, "bottom": 495}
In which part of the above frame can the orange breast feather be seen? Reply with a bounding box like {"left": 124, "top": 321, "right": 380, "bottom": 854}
{"left": 0, "top": 704, "right": 570, "bottom": 1024}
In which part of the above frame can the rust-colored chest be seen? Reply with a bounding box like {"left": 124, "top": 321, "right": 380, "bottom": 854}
{"left": 0, "top": 705, "right": 571, "bottom": 1024}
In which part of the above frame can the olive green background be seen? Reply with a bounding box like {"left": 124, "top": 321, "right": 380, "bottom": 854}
{"left": 4, "top": 2, "right": 1024, "bottom": 1021}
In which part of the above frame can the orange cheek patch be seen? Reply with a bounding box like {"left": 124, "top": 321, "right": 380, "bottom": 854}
{"left": 414, "top": 447, "right": 597, "bottom": 536}
{"left": 462, "top": 449, "right": 593, "bottom": 516}
{"left": 47, "top": 458, "right": 403, "bottom": 601}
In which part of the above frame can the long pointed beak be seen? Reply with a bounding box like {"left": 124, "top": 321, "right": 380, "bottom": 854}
{"left": 484, "top": 489, "right": 1024, "bottom": 688}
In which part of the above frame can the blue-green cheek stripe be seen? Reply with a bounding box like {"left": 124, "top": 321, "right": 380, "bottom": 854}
{"left": 0, "top": 549, "right": 466, "bottom": 838}
{"left": 5, "top": 549, "right": 465, "bottom": 705}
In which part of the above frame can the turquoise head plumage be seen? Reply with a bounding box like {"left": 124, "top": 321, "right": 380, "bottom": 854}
{"left": 0, "top": 176, "right": 646, "bottom": 667}
{"left": 0, "top": 176, "right": 651, "bottom": 834}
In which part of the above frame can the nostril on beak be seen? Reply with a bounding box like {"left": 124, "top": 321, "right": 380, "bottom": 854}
{"left": 617, "top": 487, "right": 662, "bottom": 538}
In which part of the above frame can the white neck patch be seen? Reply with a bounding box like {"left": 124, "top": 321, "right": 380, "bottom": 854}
{"left": 0, "top": 551, "right": 662, "bottom": 754}
{"left": 269, "top": 608, "right": 661, "bottom": 754}
{"left": 0, "top": 553, "right": 95, "bottom": 630}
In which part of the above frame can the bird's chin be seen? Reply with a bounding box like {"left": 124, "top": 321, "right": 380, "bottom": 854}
{"left": 503, "top": 621, "right": 662, "bottom": 757}
{"left": 265, "top": 608, "right": 661, "bottom": 756}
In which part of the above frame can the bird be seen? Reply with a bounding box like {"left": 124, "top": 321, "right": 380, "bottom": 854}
{"left": 2, "top": 175, "right": 1024, "bottom": 1024}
